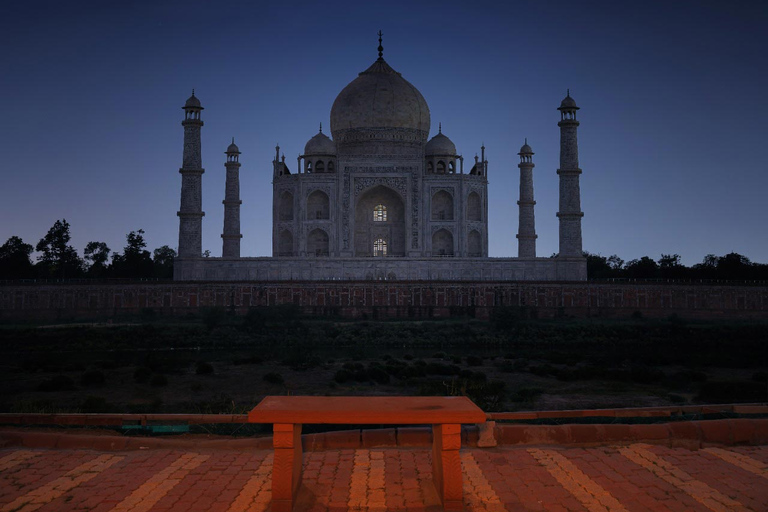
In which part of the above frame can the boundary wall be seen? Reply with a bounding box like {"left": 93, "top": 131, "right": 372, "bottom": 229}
{"left": 1, "top": 281, "right": 766, "bottom": 321}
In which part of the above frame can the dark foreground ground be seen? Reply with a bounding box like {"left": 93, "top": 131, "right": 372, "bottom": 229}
{"left": 1, "top": 440, "right": 767, "bottom": 511}
{"left": 1, "top": 310, "right": 766, "bottom": 416}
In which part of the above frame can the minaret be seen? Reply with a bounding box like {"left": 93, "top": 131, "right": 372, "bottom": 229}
{"left": 556, "top": 90, "right": 584, "bottom": 258}
{"left": 177, "top": 91, "right": 205, "bottom": 258}
{"left": 516, "top": 139, "right": 537, "bottom": 257}
{"left": 221, "top": 138, "right": 242, "bottom": 258}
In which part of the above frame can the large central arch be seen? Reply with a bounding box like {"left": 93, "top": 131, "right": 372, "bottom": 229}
{"left": 354, "top": 185, "right": 406, "bottom": 257}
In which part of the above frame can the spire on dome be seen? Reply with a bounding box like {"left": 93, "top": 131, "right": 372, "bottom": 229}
{"left": 319, "top": 122, "right": 323, "bottom": 133}
{"left": 377, "top": 30, "right": 383, "bottom": 60}
{"left": 438, "top": 122, "right": 442, "bottom": 134}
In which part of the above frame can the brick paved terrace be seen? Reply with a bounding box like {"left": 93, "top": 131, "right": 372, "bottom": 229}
{"left": 1, "top": 413, "right": 767, "bottom": 511}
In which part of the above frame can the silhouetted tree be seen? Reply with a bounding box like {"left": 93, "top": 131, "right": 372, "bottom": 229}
{"left": 607, "top": 255, "right": 625, "bottom": 271}
{"left": 584, "top": 252, "right": 612, "bottom": 278}
{"left": 0, "top": 236, "right": 35, "bottom": 279}
{"left": 624, "top": 256, "right": 659, "bottom": 279}
{"left": 111, "top": 229, "right": 153, "bottom": 278}
{"left": 83, "top": 241, "right": 111, "bottom": 277}
{"left": 152, "top": 245, "right": 176, "bottom": 278}
{"left": 716, "top": 252, "right": 753, "bottom": 280}
{"left": 35, "top": 219, "right": 83, "bottom": 278}
{"left": 658, "top": 253, "right": 687, "bottom": 279}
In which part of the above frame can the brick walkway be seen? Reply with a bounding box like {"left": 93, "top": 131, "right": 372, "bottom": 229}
{"left": 1, "top": 444, "right": 766, "bottom": 511}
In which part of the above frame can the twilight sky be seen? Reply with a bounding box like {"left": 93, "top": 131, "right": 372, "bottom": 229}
{"left": 1, "top": 0, "right": 766, "bottom": 266}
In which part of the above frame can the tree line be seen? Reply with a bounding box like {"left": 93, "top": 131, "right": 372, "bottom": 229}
{"left": 0, "top": 219, "right": 176, "bottom": 280}
{"left": 584, "top": 252, "right": 768, "bottom": 281}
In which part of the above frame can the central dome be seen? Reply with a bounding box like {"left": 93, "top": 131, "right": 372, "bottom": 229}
{"left": 330, "top": 58, "right": 430, "bottom": 140}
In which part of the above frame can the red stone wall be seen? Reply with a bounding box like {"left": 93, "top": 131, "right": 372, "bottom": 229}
{"left": 0, "top": 281, "right": 766, "bottom": 321}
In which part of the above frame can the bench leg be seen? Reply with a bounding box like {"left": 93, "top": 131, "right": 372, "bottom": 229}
{"left": 432, "top": 423, "right": 463, "bottom": 511}
{"left": 272, "top": 423, "right": 303, "bottom": 512}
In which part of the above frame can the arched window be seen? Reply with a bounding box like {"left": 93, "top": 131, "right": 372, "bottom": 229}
{"left": 431, "top": 190, "right": 454, "bottom": 220}
{"left": 279, "top": 191, "right": 294, "bottom": 221}
{"left": 437, "top": 161, "right": 446, "bottom": 174}
{"left": 468, "top": 230, "right": 482, "bottom": 257}
{"left": 373, "top": 204, "right": 387, "bottom": 222}
{"left": 448, "top": 161, "right": 455, "bottom": 173}
{"left": 467, "top": 192, "right": 481, "bottom": 221}
{"left": 307, "top": 190, "right": 330, "bottom": 220}
{"left": 373, "top": 238, "right": 387, "bottom": 256}
{"left": 427, "top": 161, "right": 434, "bottom": 173}
{"left": 315, "top": 160, "right": 324, "bottom": 172}
{"left": 327, "top": 161, "right": 335, "bottom": 172}
{"left": 278, "top": 230, "right": 293, "bottom": 256}
{"left": 306, "top": 161, "right": 312, "bottom": 173}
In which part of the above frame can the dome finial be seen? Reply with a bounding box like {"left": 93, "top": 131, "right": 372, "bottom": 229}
{"left": 438, "top": 122, "right": 441, "bottom": 134}
{"left": 567, "top": 88, "right": 570, "bottom": 97}
{"left": 319, "top": 122, "right": 322, "bottom": 133}
{"left": 192, "top": 88, "right": 195, "bottom": 96}
{"left": 232, "top": 137, "right": 235, "bottom": 144}
{"left": 525, "top": 137, "right": 527, "bottom": 145}
{"left": 377, "top": 30, "right": 383, "bottom": 60}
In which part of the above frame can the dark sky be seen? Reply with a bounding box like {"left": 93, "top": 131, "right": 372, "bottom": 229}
{"left": 1, "top": 0, "right": 766, "bottom": 266}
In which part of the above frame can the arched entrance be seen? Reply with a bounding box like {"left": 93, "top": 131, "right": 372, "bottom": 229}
{"left": 354, "top": 185, "right": 406, "bottom": 257}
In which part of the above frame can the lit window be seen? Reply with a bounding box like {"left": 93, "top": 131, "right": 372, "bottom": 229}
{"left": 373, "top": 238, "right": 387, "bottom": 256}
{"left": 373, "top": 204, "right": 387, "bottom": 222}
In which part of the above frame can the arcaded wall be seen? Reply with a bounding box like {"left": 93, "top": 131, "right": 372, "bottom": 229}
{"left": 0, "top": 281, "right": 766, "bottom": 321}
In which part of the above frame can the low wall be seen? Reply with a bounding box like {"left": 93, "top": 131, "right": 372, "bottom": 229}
{"left": 1, "top": 281, "right": 766, "bottom": 321}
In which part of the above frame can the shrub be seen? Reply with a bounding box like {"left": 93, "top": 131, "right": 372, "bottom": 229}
{"left": 134, "top": 366, "right": 152, "bottom": 383}
{"left": 697, "top": 381, "right": 766, "bottom": 403}
{"left": 80, "top": 396, "right": 110, "bottom": 413}
{"left": 80, "top": 370, "right": 105, "bottom": 387}
{"left": 263, "top": 372, "right": 284, "bottom": 385}
{"left": 195, "top": 361, "right": 214, "bottom": 375}
{"left": 368, "top": 367, "right": 390, "bottom": 385}
{"left": 334, "top": 369, "right": 353, "bottom": 383}
{"left": 466, "top": 356, "right": 483, "bottom": 367}
{"left": 36, "top": 375, "right": 76, "bottom": 392}
{"left": 149, "top": 374, "right": 168, "bottom": 387}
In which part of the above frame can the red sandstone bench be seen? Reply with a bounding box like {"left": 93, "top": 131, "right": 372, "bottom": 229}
{"left": 248, "top": 396, "right": 486, "bottom": 511}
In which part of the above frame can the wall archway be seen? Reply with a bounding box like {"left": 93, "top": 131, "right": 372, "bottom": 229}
{"left": 307, "top": 228, "right": 329, "bottom": 256}
{"left": 431, "top": 190, "right": 454, "bottom": 220}
{"left": 279, "top": 191, "right": 294, "bottom": 221}
{"left": 278, "top": 229, "right": 293, "bottom": 256}
{"left": 468, "top": 230, "right": 482, "bottom": 257}
{"left": 432, "top": 229, "right": 454, "bottom": 256}
{"left": 467, "top": 192, "right": 481, "bottom": 221}
{"left": 307, "top": 190, "right": 330, "bottom": 220}
{"left": 354, "top": 185, "right": 406, "bottom": 257}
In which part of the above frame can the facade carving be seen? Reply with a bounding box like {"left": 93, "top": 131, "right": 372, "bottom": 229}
{"left": 173, "top": 39, "right": 587, "bottom": 281}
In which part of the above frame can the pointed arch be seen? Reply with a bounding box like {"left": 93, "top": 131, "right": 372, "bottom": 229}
{"left": 307, "top": 190, "right": 330, "bottom": 220}
{"left": 431, "top": 190, "right": 454, "bottom": 220}
{"left": 468, "top": 230, "right": 482, "bottom": 257}
{"left": 432, "top": 229, "right": 454, "bottom": 257}
{"left": 278, "top": 229, "right": 293, "bottom": 256}
{"left": 467, "top": 192, "right": 481, "bottom": 221}
{"left": 307, "top": 228, "right": 329, "bottom": 256}
{"left": 279, "top": 191, "right": 294, "bottom": 221}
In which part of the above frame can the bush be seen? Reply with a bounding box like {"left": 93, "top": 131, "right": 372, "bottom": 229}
{"left": 80, "top": 370, "right": 105, "bottom": 387}
{"left": 697, "top": 381, "right": 766, "bottom": 403}
{"left": 195, "top": 361, "right": 214, "bottom": 375}
{"left": 80, "top": 396, "right": 110, "bottom": 413}
{"left": 264, "top": 372, "right": 284, "bottom": 385}
{"left": 36, "top": 375, "right": 76, "bottom": 392}
{"left": 368, "top": 366, "right": 390, "bottom": 385}
{"left": 134, "top": 366, "right": 152, "bottom": 383}
{"left": 466, "top": 356, "right": 483, "bottom": 367}
{"left": 334, "top": 369, "right": 353, "bottom": 383}
{"left": 149, "top": 374, "right": 168, "bottom": 387}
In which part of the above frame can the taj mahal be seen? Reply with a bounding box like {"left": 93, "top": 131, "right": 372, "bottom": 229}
{"left": 173, "top": 36, "right": 586, "bottom": 282}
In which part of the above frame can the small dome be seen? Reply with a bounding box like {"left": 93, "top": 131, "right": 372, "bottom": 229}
{"left": 304, "top": 130, "right": 336, "bottom": 155}
{"left": 425, "top": 131, "right": 456, "bottom": 156}
{"left": 226, "top": 138, "right": 240, "bottom": 154}
{"left": 558, "top": 92, "right": 578, "bottom": 110}
{"left": 184, "top": 91, "right": 202, "bottom": 109}
{"left": 518, "top": 140, "right": 533, "bottom": 155}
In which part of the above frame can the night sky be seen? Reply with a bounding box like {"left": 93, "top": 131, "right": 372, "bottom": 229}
{"left": 1, "top": 0, "right": 766, "bottom": 266}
